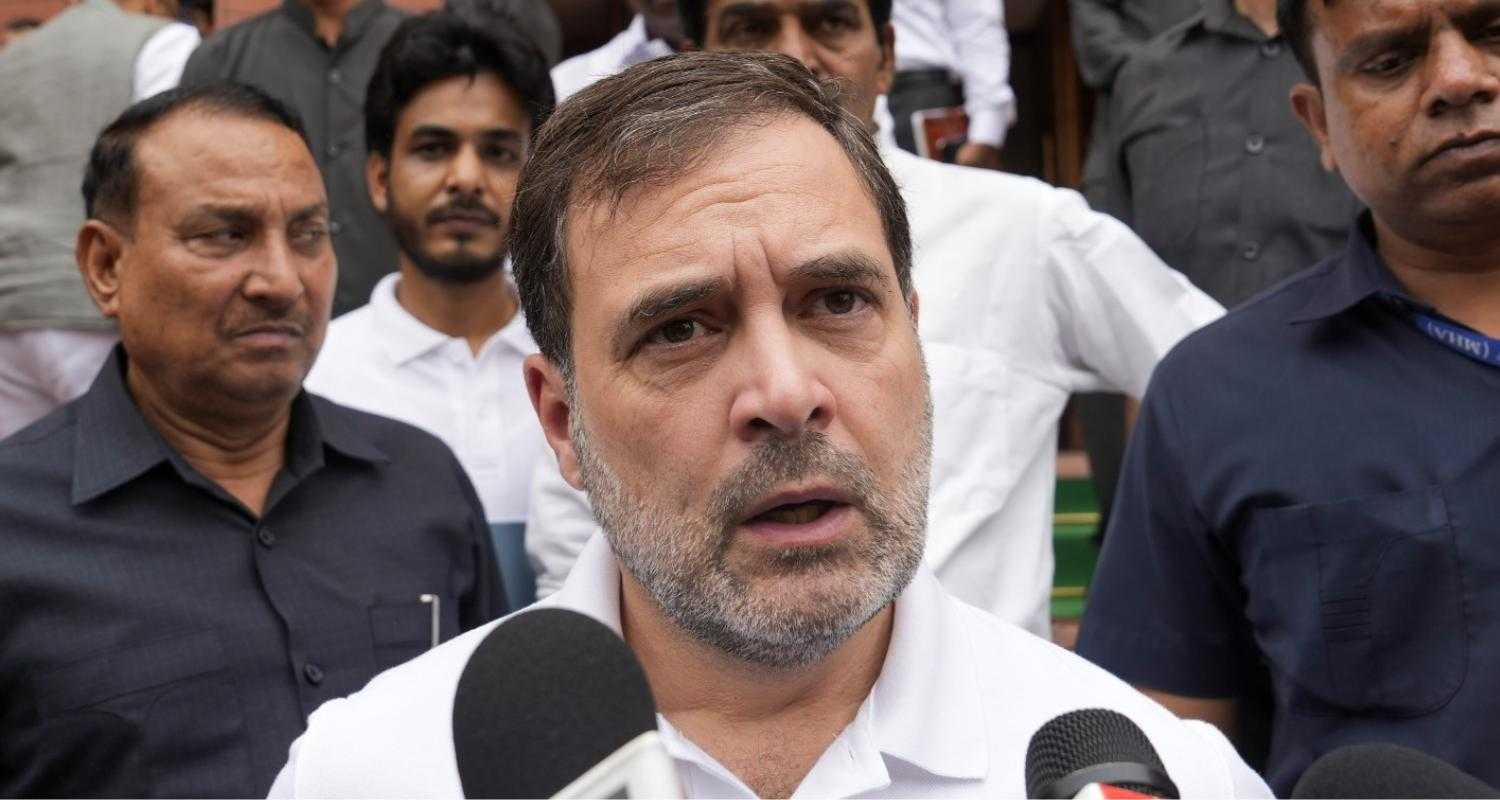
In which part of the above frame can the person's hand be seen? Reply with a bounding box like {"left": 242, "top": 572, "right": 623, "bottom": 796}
{"left": 954, "top": 142, "right": 1003, "bottom": 170}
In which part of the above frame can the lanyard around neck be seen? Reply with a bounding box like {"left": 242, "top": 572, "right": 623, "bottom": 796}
{"left": 1387, "top": 296, "right": 1500, "bottom": 369}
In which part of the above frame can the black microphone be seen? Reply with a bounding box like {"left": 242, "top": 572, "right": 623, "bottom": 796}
{"left": 1291, "top": 743, "right": 1500, "bottom": 799}
{"left": 451, "top": 607, "right": 679, "bottom": 798}
{"left": 1025, "top": 708, "right": 1180, "bottom": 799}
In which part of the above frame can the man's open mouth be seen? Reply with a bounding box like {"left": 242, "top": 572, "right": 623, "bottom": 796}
{"left": 746, "top": 500, "right": 843, "bottom": 525}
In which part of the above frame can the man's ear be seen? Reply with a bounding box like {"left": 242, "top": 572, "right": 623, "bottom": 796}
{"left": 1290, "top": 83, "right": 1338, "bottom": 172}
{"left": 524, "top": 353, "right": 586, "bottom": 491}
{"left": 76, "top": 219, "right": 127, "bottom": 319}
{"left": 366, "top": 151, "right": 390, "bottom": 213}
{"left": 875, "top": 23, "right": 896, "bottom": 97}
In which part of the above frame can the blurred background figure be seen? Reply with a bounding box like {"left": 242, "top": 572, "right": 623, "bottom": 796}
{"left": 1093, "top": 0, "right": 1357, "bottom": 308}
{"left": 549, "top": 0, "right": 684, "bottom": 100}
{"left": 0, "top": 0, "right": 198, "bottom": 440}
{"left": 180, "top": 0, "right": 407, "bottom": 317}
{"left": 884, "top": 0, "right": 1014, "bottom": 169}
{"left": 1070, "top": 0, "right": 1196, "bottom": 204}
{"left": 445, "top": 0, "right": 564, "bottom": 65}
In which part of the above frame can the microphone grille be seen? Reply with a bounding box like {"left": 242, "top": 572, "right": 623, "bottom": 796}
{"left": 1025, "top": 708, "right": 1168, "bottom": 799}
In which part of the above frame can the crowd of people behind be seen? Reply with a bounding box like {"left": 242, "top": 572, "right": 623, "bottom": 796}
{"left": 3, "top": 0, "right": 1499, "bottom": 796}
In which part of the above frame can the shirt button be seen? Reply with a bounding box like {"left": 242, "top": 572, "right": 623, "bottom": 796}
{"left": 329, "top": 219, "right": 343, "bottom": 236}
{"left": 327, "top": 68, "right": 342, "bottom": 84}
{"left": 326, "top": 143, "right": 342, "bottom": 158}
{"left": 256, "top": 527, "right": 276, "bottom": 548}
{"left": 1261, "top": 41, "right": 1282, "bottom": 58}
{"left": 1241, "top": 241, "right": 1262, "bottom": 261}
{"left": 303, "top": 662, "right": 325, "bottom": 685}
{"left": 1245, "top": 133, "right": 1266, "bottom": 154}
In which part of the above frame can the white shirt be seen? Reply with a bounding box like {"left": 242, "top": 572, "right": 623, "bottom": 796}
{"left": 132, "top": 22, "right": 199, "bottom": 101}
{"left": 550, "top": 15, "right": 674, "bottom": 102}
{"left": 890, "top": 0, "right": 1015, "bottom": 146}
{"left": 304, "top": 273, "right": 549, "bottom": 525}
{"left": 526, "top": 147, "right": 1224, "bottom": 636}
{"left": 269, "top": 534, "right": 1270, "bottom": 798}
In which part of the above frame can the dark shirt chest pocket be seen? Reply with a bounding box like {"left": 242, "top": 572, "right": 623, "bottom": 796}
{"left": 1241, "top": 487, "right": 1468, "bottom": 717}
{"left": 1123, "top": 119, "right": 1205, "bottom": 259}
{"left": 28, "top": 630, "right": 250, "bottom": 797}
{"left": 370, "top": 595, "right": 455, "bottom": 671}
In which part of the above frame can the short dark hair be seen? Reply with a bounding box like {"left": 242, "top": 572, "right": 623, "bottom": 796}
{"left": 81, "top": 82, "right": 309, "bottom": 229}
{"left": 510, "top": 51, "right": 912, "bottom": 374}
{"left": 364, "top": 12, "right": 555, "bottom": 160}
{"left": 1277, "top": 0, "right": 1331, "bottom": 82}
{"left": 676, "top": 0, "right": 893, "bottom": 48}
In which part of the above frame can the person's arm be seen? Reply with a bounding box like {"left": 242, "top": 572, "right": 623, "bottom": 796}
{"left": 1042, "top": 189, "right": 1221, "bottom": 398}
{"left": 132, "top": 22, "right": 200, "bottom": 101}
{"left": 1068, "top": 0, "right": 1138, "bottom": 89}
{"left": 942, "top": 0, "right": 1014, "bottom": 163}
{"left": 1141, "top": 689, "right": 1239, "bottom": 740}
{"left": 524, "top": 458, "right": 599, "bottom": 599}
{"left": 1076, "top": 365, "right": 1257, "bottom": 727}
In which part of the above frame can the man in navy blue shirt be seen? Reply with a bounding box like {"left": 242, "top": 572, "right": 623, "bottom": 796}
{"left": 1078, "top": 0, "right": 1500, "bottom": 793}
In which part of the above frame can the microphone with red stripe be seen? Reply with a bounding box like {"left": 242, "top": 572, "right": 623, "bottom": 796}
{"left": 1025, "top": 708, "right": 1180, "bottom": 799}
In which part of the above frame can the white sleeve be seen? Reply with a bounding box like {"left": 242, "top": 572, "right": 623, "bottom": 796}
{"left": 1044, "top": 189, "right": 1223, "bottom": 396}
{"left": 132, "top": 22, "right": 200, "bottom": 101}
{"left": 525, "top": 458, "right": 599, "bottom": 598}
{"left": 946, "top": 0, "right": 1015, "bottom": 147}
{"left": 1180, "top": 720, "right": 1274, "bottom": 798}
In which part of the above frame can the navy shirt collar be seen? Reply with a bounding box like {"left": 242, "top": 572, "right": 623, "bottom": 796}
{"left": 280, "top": 0, "right": 387, "bottom": 49}
{"left": 1287, "top": 213, "right": 1419, "bottom": 324}
{"left": 72, "top": 346, "right": 386, "bottom": 505}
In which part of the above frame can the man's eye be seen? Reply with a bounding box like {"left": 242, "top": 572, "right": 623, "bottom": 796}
{"left": 646, "top": 318, "right": 703, "bottom": 346}
{"left": 1362, "top": 52, "right": 1412, "bottom": 77}
{"left": 817, "top": 14, "right": 856, "bottom": 33}
{"left": 197, "top": 229, "right": 247, "bottom": 247}
{"left": 414, "top": 141, "right": 450, "bottom": 158}
{"left": 816, "top": 289, "right": 867, "bottom": 315}
{"left": 291, "top": 225, "right": 329, "bottom": 249}
{"left": 484, "top": 146, "right": 519, "bottom": 165}
{"left": 723, "top": 18, "right": 773, "bottom": 41}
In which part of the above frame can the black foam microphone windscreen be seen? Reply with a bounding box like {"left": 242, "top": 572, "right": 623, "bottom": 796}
{"left": 1291, "top": 743, "right": 1500, "bottom": 799}
{"left": 451, "top": 607, "right": 659, "bottom": 799}
{"left": 1025, "top": 708, "right": 1180, "bottom": 799}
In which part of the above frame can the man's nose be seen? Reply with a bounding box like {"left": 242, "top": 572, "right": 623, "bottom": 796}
{"left": 769, "top": 24, "right": 825, "bottom": 78}
{"left": 243, "top": 236, "right": 306, "bottom": 308}
{"left": 446, "top": 143, "right": 484, "bottom": 194}
{"left": 728, "top": 318, "right": 836, "bottom": 442}
{"left": 1425, "top": 31, "right": 1500, "bottom": 116}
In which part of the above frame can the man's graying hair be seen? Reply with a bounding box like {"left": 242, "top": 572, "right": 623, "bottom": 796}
{"left": 509, "top": 51, "right": 913, "bottom": 374}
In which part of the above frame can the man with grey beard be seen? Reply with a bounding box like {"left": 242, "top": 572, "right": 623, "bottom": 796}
{"left": 268, "top": 51, "right": 1268, "bottom": 799}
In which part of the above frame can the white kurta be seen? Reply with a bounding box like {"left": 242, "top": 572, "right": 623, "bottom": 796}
{"left": 525, "top": 148, "right": 1224, "bottom": 637}
{"left": 304, "top": 273, "right": 549, "bottom": 527}
{"left": 269, "top": 534, "right": 1269, "bottom": 798}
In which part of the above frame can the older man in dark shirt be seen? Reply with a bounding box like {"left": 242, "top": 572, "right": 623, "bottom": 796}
{"left": 181, "top": 0, "right": 405, "bottom": 315}
{"left": 1099, "top": 0, "right": 1359, "bottom": 306}
{"left": 0, "top": 84, "right": 503, "bottom": 798}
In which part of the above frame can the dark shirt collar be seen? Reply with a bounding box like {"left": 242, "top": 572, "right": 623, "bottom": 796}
{"left": 280, "top": 0, "right": 387, "bottom": 49}
{"left": 1200, "top": 0, "right": 1274, "bottom": 41}
{"left": 72, "top": 347, "right": 387, "bottom": 505}
{"left": 1288, "top": 212, "right": 1418, "bottom": 323}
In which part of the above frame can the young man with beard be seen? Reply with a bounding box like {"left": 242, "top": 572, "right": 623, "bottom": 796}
{"left": 304, "top": 13, "right": 556, "bottom": 608}
{"left": 269, "top": 53, "right": 1269, "bottom": 799}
